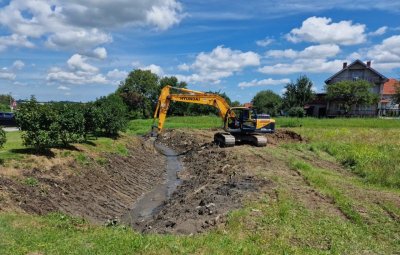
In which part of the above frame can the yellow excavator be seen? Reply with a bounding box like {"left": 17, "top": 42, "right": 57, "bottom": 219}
{"left": 151, "top": 85, "right": 275, "bottom": 147}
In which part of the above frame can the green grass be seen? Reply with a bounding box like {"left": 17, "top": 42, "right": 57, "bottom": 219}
{"left": 127, "top": 115, "right": 223, "bottom": 135}
{"left": 0, "top": 131, "right": 24, "bottom": 161}
{"left": 0, "top": 132, "right": 130, "bottom": 165}
{"left": 292, "top": 126, "right": 400, "bottom": 188}
{"left": 276, "top": 117, "right": 400, "bottom": 129}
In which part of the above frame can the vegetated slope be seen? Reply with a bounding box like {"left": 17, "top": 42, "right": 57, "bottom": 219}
{"left": 0, "top": 135, "right": 166, "bottom": 223}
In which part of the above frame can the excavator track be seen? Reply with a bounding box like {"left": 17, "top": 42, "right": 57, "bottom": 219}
{"left": 214, "top": 132, "right": 235, "bottom": 147}
{"left": 234, "top": 134, "right": 267, "bottom": 147}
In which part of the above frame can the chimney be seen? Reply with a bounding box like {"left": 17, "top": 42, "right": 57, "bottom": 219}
{"left": 343, "top": 62, "right": 347, "bottom": 69}
{"left": 367, "top": 61, "right": 371, "bottom": 67}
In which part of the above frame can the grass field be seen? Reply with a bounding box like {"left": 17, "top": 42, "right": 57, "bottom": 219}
{"left": 1, "top": 116, "right": 399, "bottom": 254}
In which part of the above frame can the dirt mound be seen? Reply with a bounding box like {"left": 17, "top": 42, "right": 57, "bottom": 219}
{"left": 267, "top": 129, "right": 304, "bottom": 145}
{"left": 0, "top": 137, "right": 166, "bottom": 223}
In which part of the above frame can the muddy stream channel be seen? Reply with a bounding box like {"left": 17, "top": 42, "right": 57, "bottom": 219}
{"left": 122, "top": 142, "right": 182, "bottom": 227}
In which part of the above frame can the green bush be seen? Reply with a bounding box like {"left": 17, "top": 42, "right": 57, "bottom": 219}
{"left": 0, "top": 127, "right": 6, "bottom": 148}
{"left": 83, "top": 103, "right": 103, "bottom": 136}
{"left": 16, "top": 98, "right": 87, "bottom": 151}
{"left": 95, "top": 94, "right": 128, "bottom": 136}
{"left": 16, "top": 98, "right": 59, "bottom": 151}
{"left": 287, "top": 107, "right": 306, "bottom": 117}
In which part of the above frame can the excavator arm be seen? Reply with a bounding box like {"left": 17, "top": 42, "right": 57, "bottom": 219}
{"left": 152, "top": 85, "right": 231, "bottom": 135}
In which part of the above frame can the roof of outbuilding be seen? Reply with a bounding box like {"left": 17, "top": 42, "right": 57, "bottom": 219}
{"left": 382, "top": 78, "right": 399, "bottom": 95}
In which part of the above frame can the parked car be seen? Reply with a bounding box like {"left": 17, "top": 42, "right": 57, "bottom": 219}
{"left": 0, "top": 112, "right": 16, "bottom": 126}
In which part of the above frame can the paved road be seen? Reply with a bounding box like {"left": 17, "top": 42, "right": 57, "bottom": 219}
{"left": 2, "top": 127, "right": 19, "bottom": 132}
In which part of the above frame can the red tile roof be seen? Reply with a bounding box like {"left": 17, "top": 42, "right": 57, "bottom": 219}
{"left": 382, "top": 78, "right": 399, "bottom": 95}
{"left": 243, "top": 102, "right": 253, "bottom": 108}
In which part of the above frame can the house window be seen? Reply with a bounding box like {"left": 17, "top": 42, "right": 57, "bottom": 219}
{"left": 351, "top": 70, "right": 363, "bottom": 81}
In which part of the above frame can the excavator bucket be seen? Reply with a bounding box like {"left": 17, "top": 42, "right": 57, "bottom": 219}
{"left": 150, "top": 125, "right": 159, "bottom": 137}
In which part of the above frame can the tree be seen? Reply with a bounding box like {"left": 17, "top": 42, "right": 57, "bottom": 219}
{"left": 55, "top": 104, "right": 85, "bottom": 146}
{"left": 95, "top": 94, "right": 128, "bottom": 137}
{"left": 159, "top": 76, "right": 188, "bottom": 116}
{"left": 117, "top": 69, "right": 160, "bottom": 118}
{"left": 0, "top": 94, "right": 13, "bottom": 112}
{"left": 0, "top": 128, "right": 6, "bottom": 148}
{"left": 83, "top": 102, "right": 103, "bottom": 137}
{"left": 252, "top": 90, "right": 282, "bottom": 117}
{"left": 283, "top": 75, "right": 315, "bottom": 110}
{"left": 231, "top": 101, "right": 241, "bottom": 107}
{"left": 326, "top": 80, "right": 379, "bottom": 115}
{"left": 15, "top": 97, "right": 59, "bottom": 151}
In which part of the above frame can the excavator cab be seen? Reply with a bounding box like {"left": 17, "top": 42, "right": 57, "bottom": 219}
{"left": 225, "top": 107, "right": 269, "bottom": 133}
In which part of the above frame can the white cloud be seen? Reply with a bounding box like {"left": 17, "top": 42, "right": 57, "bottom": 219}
{"left": 259, "top": 59, "right": 346, "bottom": 75}
{"left": 238, "top": 78, "right": 290, "bottom": 88}
{"left": 368, "top": 26, "right": 388, "bottom": 36}
{"left": 92, "top": 47, "right": 108, "bottom": 60}
{"left": 107, "top": 69, "right": 128, "bottom": 80}
{"left": 12, "top": 60, "right": 25, "bottom": 70}
{"left": 366, "top": 35, "right": 400, "bottom": 70}
{"left": 67, "top": 54, "right": 98, "bottom": 73}
{"left": 178, "top": 45, "right": 260, "bottom": 83}
{"left": 140, "top": 64, "right": 164, "bottom": 76}
{"left": 267, "top": 44, "right": 340, "bottom": 59}
{"left": 286, "top": 16, "right": 366, "bottom": 45}
{"left": 256, "top": 37, "right": 274, "bottom": 47}
{"left": 46, "top": 29, "right": 112, "bottom": 50}
{"left": 47, "top": 67, "right": 108, "bottom": 85}
{"left": 0, "top": 0, "right": 184, "bottom": 51}
{"left": 0, "top": 34, "right": 34, "bottom": 51}
{"left": 57, "top": 85, "right": 70, "bottom": 91}
{"left": 177, "top": 63, "right": 190, "bottom": 71}
{"left": 47, "top": 54, "right": 108, "bottom": 85}
{"left": 0, "top": 70, "right": 16, "bottom": 80}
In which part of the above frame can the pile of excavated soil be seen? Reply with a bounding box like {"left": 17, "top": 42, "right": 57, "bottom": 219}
{"left": 267, "top": 129, "right": 304, "bottom": 145}
{"left": 0, "top": 137, "right": 166, "bottom": 223}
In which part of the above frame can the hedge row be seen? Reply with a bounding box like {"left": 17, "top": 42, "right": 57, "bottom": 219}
{"left": 16, "top": 95, "right": 128, "bottom": 151}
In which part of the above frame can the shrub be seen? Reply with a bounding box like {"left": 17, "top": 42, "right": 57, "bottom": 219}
{"left": 16, "top": 98, "right": 87, "bottom": 151}
{"left": 56, "top": 104, "right": 85, "bottom": 146}
{"left": 16, "top": 98, "right": 59, "bottom": 151}
{"left": 95, "top": 94, "right": 128, "bottom": 136}
{"left": 0, "top": 127, "right": 6, "bottom": 148}
{"left": 83, "top": 103, "right": 103, "bottom": 136}
{"left": 287, "top": 107, "right": 306, "bottom": 117}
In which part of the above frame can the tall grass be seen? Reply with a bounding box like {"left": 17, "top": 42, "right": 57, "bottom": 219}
{"left": 294, "top": 127, "right": 400, "bottom": 188}
{"left": 277, "top": 117, "right": 400, "bottom": 129}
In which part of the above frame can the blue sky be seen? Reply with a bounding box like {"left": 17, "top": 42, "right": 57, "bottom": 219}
{"left": 0, "top": 0, "right": 399, "bottom": 103}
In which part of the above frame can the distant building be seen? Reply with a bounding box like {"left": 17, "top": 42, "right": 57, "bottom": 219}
{"left": 379, "top": 78, "right": 399, "bottom": 116}
{"left": 243, "top": 102, "right": 253, "bottom": 108}
{"left": 307, "top": 59, "right": 393, "bottom": 117}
